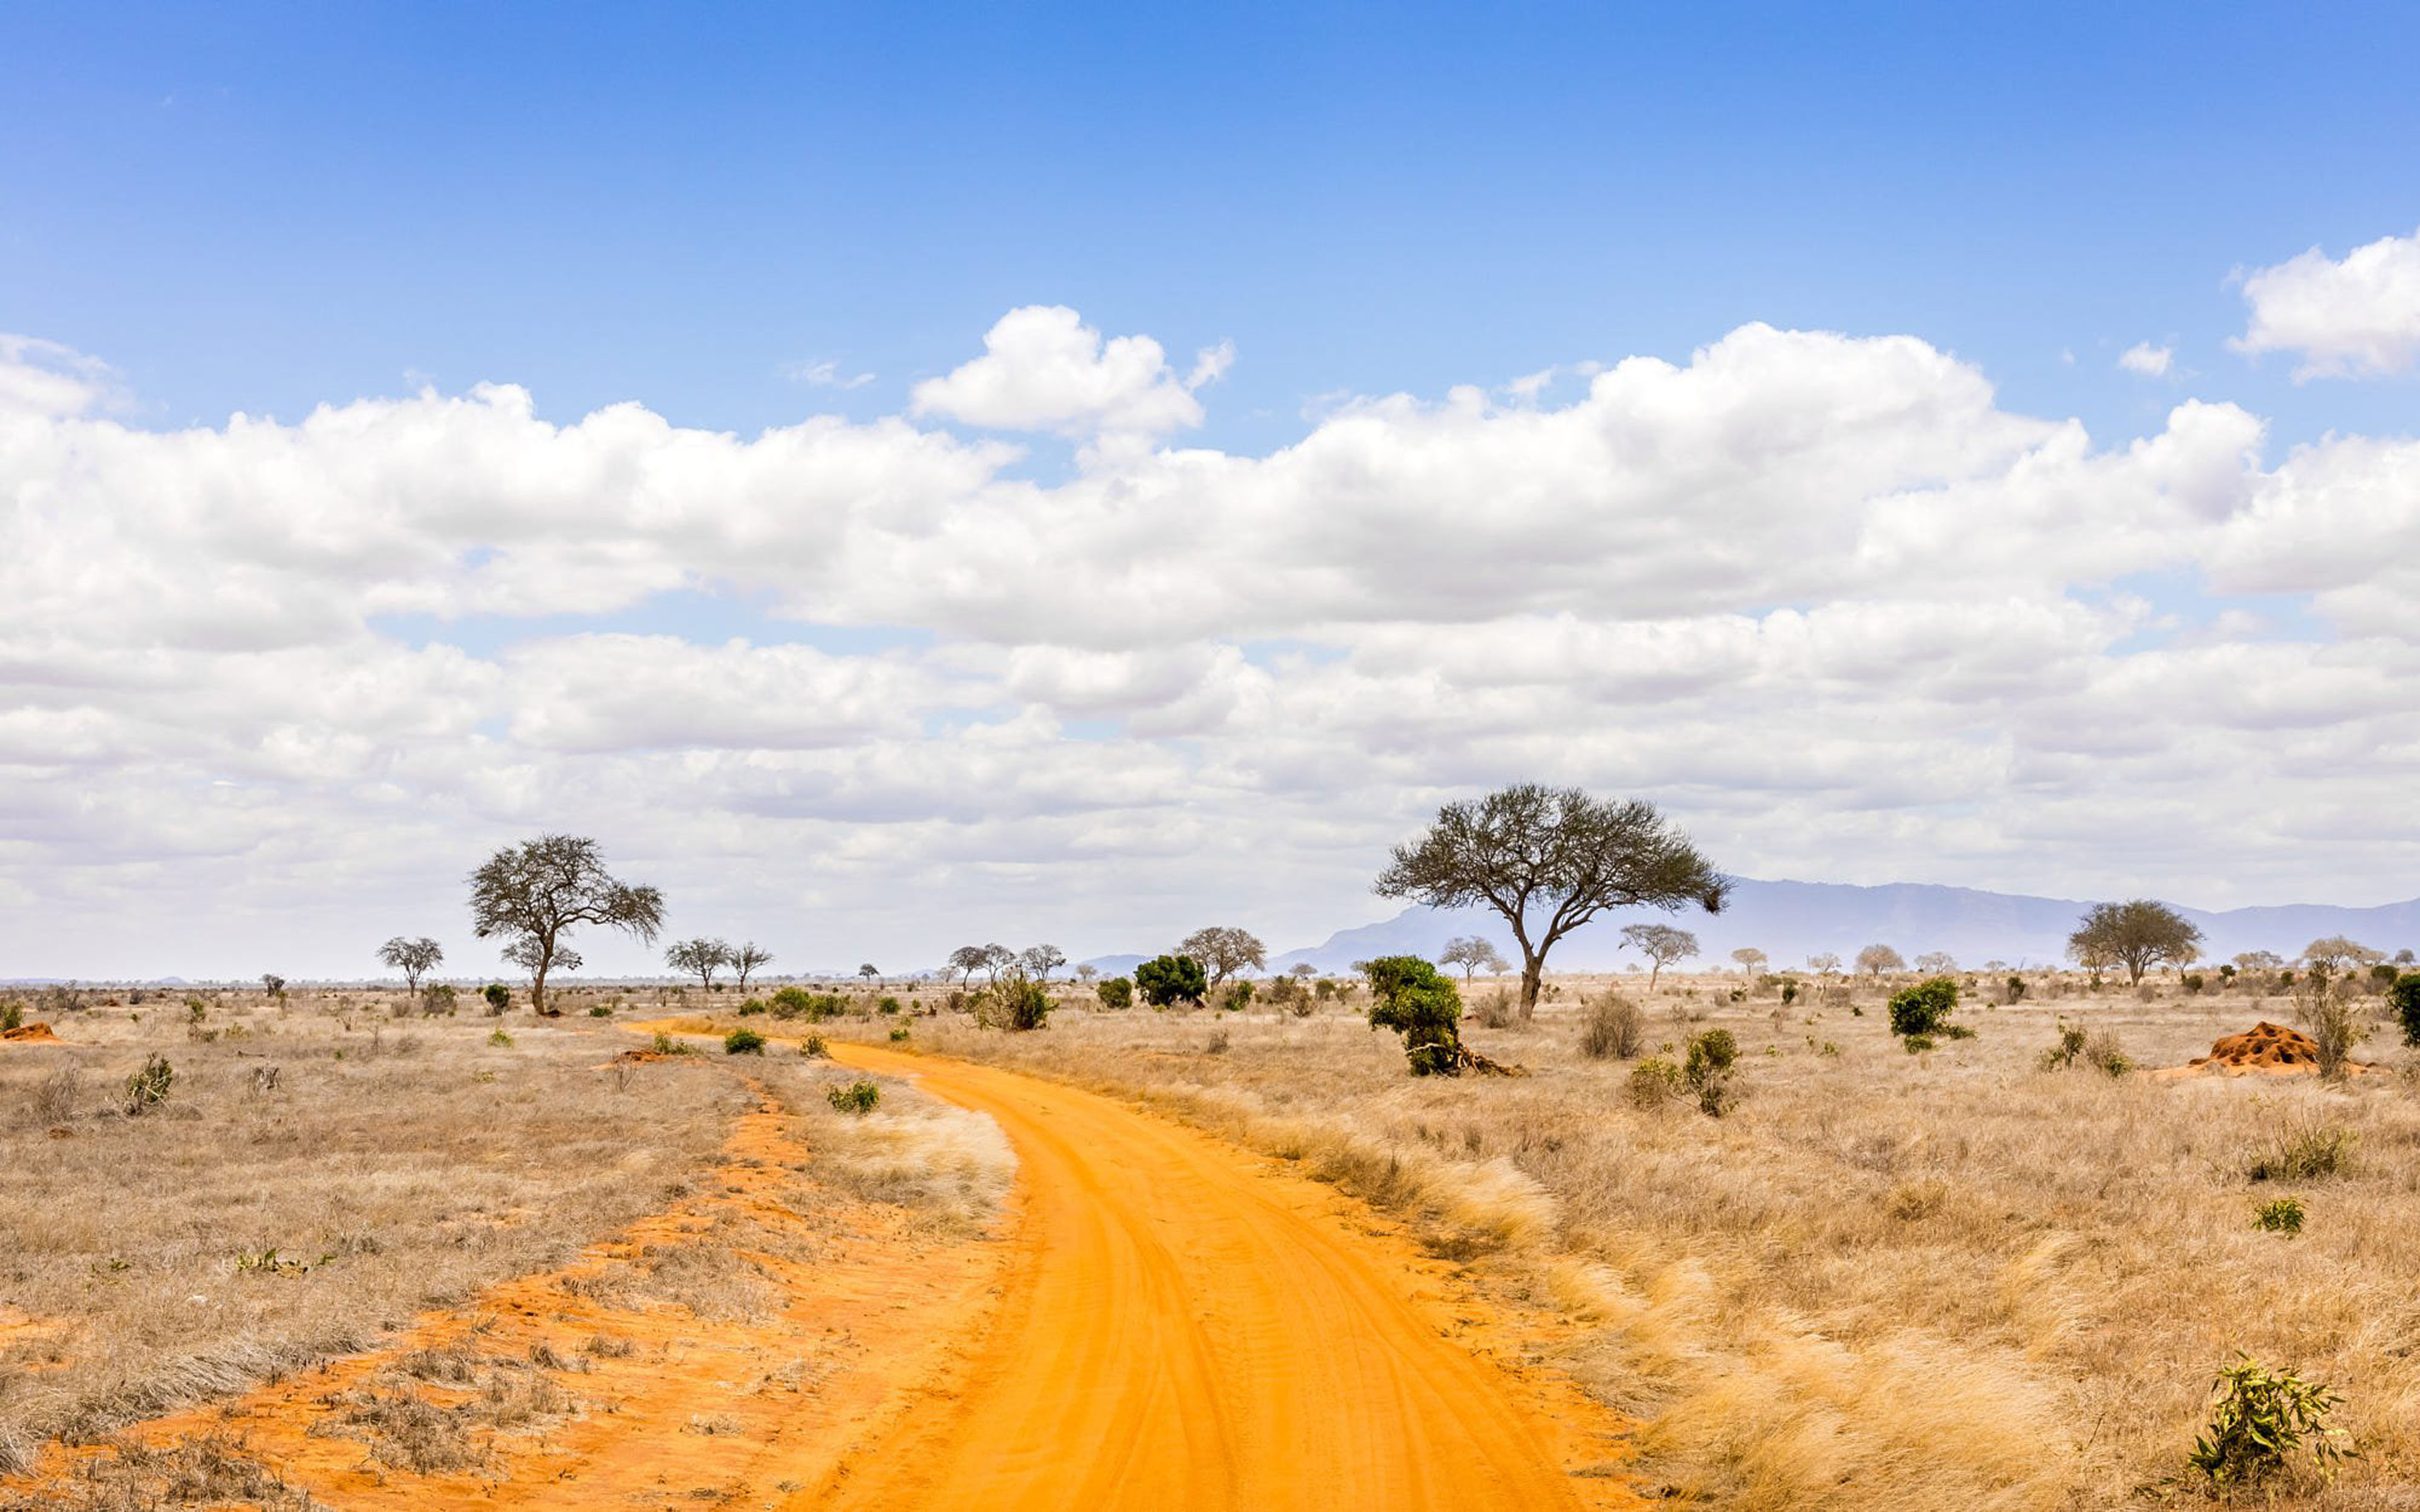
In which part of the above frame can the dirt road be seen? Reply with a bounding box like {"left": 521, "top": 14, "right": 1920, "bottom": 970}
{"left": 809, "top": 1043, "right": 1629, "bottom": 1512}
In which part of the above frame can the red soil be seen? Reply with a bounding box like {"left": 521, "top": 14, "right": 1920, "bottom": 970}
{"left": 1, "top": 1021, "right": 57, "bottom": 1042}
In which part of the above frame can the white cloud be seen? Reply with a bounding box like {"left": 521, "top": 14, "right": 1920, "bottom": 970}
{"left": 2117, "top": 341, "right": 2173, "bottom": 377}
{"left": 909, "top": 304, "right": 1228, "bottom": 438}
{"left": 2233, "top": 226, "right": 2420, "bottom": 378}
{"left": 781, "top": 358, "right": 877, "bottom": 390}
{"left": 8, "top": 310, "right": 2420, "bottom": 978}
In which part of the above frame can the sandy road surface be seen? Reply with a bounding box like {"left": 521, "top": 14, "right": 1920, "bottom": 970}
{"left": 809, "top": 1043, "right": 1631, "bottom": 1512}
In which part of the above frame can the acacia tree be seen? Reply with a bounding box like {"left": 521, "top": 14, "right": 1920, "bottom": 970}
{"left": 2067, "top": 900, "right": 2203, "bottom": 986}
{"left": 732, "top": 942, "right": 773, "bottom": 991}
{"left": 1913, "top": 951, "right": 1958, "bottom": 975}
{"left": 859, "top": 963, "right": 881, "bottom": 987}
{"left": 1377, "top": 785, "right": 1725, "bottom": 1020}
{"left": 1856, "top": 944, "right": 1906, "bottom": 978}
{"left": 469, "top": 835, "right": 664, "bottom": 1016}
{"left": 1020, "top": 944, "right": 1068, "bottom": 982}
{"left": 1180, "top": 927, "right": 1267, "bottom": 988}
{"left": 379, "top": 936, "right": 445, "bottom": 993}
{"left": 667, "top": 938, "right": 735, "bottom": 990}
{"left": 947, "top": 945, "right": 990, "bottom": 987}
{"left": 1807, "top": 953, "right": 1841, "bottom": 976}
{"left": 1620, "top": 923, "right": 1700, "bottom": 988}
{"left": 1438, "top": 936, "right": 1509, "bottom": 980}
{"left": 1730, "top": 946, "right": 1768, "bottom": 978}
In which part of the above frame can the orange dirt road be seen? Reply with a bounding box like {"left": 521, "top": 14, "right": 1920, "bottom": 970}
{"left": 806, "top": 1043, "right": 1632, "bottom": 1512}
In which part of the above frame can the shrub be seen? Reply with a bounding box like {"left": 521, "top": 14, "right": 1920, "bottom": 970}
{"left": 1580, "top": 994, "right": 1645, "bottom": 1060}
{"left": 2296, "top": 972, "right": 2368, "bottom": 1079}
{"left": 2084, "top": 1031, "right": 2133, "bottom": 1077}
{"left": 421, "top": 983, "right": 458, "bottom": 1016}
{"left": 2039, "top": 1020, "right": 2088, "bottom": 1070}
{"left": 1096, "top": 976, "right": 1134, "bottom": 1010}
{"left": 33, "top": 1066, "right": 82, "bottom": 1124}
{"left": 1136, "top": 955, "right": 1207, "bottom": 1009}
{"left": 723, "top": 1028, "right": 766, "bottom": 1055}
{"left": 2247, "top": 1116, "right": 2357, "bottom": 1183}
{"left": 977, "top": 974, "right": 1052, "bottom": 1032}
{"left": 0, "top": 1000, "right": 17, "bottom": 1032}
{"left": 1627, "top": 1056, "right": 1685, "bottom": 1109}
{"left": 1683, "top": 1028, "right": 1741, "bottom": 1116}
{"left": 488, "top": 1028, "right": 514, "bottom": 1048}
{"left": 1470, "top": 987, "right": 1515, "bottom": 1029}
{"left": 483, "top": 983, "right": 511, "bottom": 1014}
{"left": 2392, "top": 972, "right": 2420, "bottom": 1046}
{"left": 1903, "top": 1034, "right": 1935, "bottom": 1053}
{"left": 1363, "top": 956, "right": 1469, "bottom": 1076}
{"left": 1886, "top": 976, "right": 1963, "bottom": 1041}
{"left": 2252, "top": 1196, "right": 2305, "bottom": 1235}
{"left": 769, "top": 986, "right": 814, "bottom": 1019}
{"left": 2368, "top": 961, "right": 2399, "bottom": 989}
{"left": 736, "top": 998, "right": 768, "bottom": 1017}
{"left": 2182, "top": 973, "right": 2206, "bottom": 994}
{"left": 1778, "top": 979, "right": 1799, "bottom": 1006}
{"left": 649, "top": 1030, "right": 694, "bottom": 1056}
{"left": 2186, "top": 1354, "right": 2348, "bottom": 1492}
{"left": 888, "top": 1025, "right": 911, "bottom": 1043}
{"left": 1219, "top": 980, "right": 1255, "bottom": 1012}
{"left": 124, "top": 1054, "right": 175, "bottom": 1116}
{"left": 877, "top": 995, "right": 902, "bottom": 1015}
{"left": 801, "top": 1034, "right": 827, "bottom": 1058}
{"left": 2005, "top": 974, "right": 2027, "bottom": 1002}
{"left": 827, "top": 1079, "right": 880, "bottom": 1114}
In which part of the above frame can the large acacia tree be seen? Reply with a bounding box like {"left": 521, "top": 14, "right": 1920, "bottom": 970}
{"left": 1376, "top": 785, "right": 1726, "bottom": 1019}
{"left": 469, "top": 835, "right": 664, "bottom": 1016}
{"left": 2066, "top": 898, "right": 2203, "bottom": 985}
{"left": 377, "top": 935, "right": 444, "bottom": 993}
{"left": 1179, "top": 926, "right": 1267, "bottom": 987}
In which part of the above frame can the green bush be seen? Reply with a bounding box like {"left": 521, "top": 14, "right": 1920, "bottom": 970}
{"left": 1627, "top": 1056, "right": 1685, "bottom": 1109}
{"left": 979, "top": 975, "right": 1052, "bottom": 1032}
{"left": 1683, "top": 1028, "right": 1740, "bottom": 1116}
{"left": 736, "top": 997, "right": 768, "bottom": 1017}
{"left": 1886, "top": 976, "right": 1964, "bottom": 1041}
{"left": 1362, "top": 955, "right": 1468, "bottom": 1076}
{"left": 1902, "top": 1033, "right": 1935, "bottom": 1054}
{"left": 877, "top": 995, "right": 902, "bottom": 1014}
{"left": 1220, "top": 980, "right": 1255, "bottom": 1012}
{"left": 1136, "top": 955, "right": 1207, "bottom": 1008}
{"left": 1095, "top": 976, "right": 1134, "bottom": 1011}
{"left": 0, "top": 1000, "right": 19, "bottom": 1032}
{"left": 723, "top": 1027, "right": 766, "bottom": 1055}
{"left": 587, "top": 1004, "right": 612, "bottom": 1017}
{"left": 888, "top": 1024, "right": 911, "bottom": 1043}
{"left": 649, "top": 1030, "right": 694, "bottom": 1056}
{"left": 2392, "top": 972, "right": 2420, "bottom": 1046}
{"left": 482, "top": 983, "right": 511, "bottom": 1013}
{"left": 2247, "top": 1118, "right": 2358, "bottom": 1183}
{"left": 2186, "top": 1354, "right": 2348, "bottom": 1492}
{"left": 488, "top": 1028, "right": 514, "bottom": 1047}
{"left": 2252, "top": 1196, "right": 2305, "bottom": 1235}
{"left": 124, "top": 1054, "right": 174, "bottom": 1116}
{"left": 827, "top": 1079, "right": 880, "bottom": 1114}
{"left": 801, "top": 1034, "right": 828, "bottom": 1058}
{"left": 2005, "top": 974, "right": 2026, "bottom": 1002}
{"left": 2182, "top": 973, "right": 2206, "bottom": 994}
{"left": 2039, "top": 1020, "right": 2088, "bottom": 1070}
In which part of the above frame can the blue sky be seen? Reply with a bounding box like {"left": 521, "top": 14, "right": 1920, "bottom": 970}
{"left": 4, "top": 4, "right": 2420, "bottom": 977}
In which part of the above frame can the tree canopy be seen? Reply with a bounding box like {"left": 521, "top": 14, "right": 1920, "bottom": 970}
{"left": 378, "top": 936, "right": 444, "bottom": 992}
{"left": 1375, "top": 784, "right": 1724, "bottom": 1019}
{"left": 1179, "top": 927, "right": 1267, "bottom": 986}
{"left": 469, "top": 834, "right": 663, "bottom": 1015}
{"left": 2068, "top": 900, "right": 2203, "bottom": 985}
{"left": 1438, "top": 936, "right": 1509, "bottom": 980}
{"left": 1619, "top": 923, "right": 1699, "bottom": 988}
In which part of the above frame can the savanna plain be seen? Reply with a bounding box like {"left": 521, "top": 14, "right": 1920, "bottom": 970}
{"left": 4, "top": 965, "right": 2417, "bottom": 1511}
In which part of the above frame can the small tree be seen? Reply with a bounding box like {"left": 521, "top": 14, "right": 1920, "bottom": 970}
{"left": 1887, "top": 976, "right": 1965, "bottom": 1048}
{"left": 947, "top": 945, "right": 991, "bottom": 987}
{"left": 2302, "top": 936, "right": 2382, "bottom": 977}
{"left": 1620, "top": 924, "right": 1699, "bottom": 988}
{"left": 1019, "top": 944, "right": 1067, "bottom": 982}
{"left": 1096, "top": 976, "right": 1134, "bottom": 1010}
{"left": 2390, "top": 973, "right": 2420, "bottom": 1046}
{"left": 1807, "top": 953, "right": 1841, "bottom": 976}
{"left": 859, "top": 962, "right": 881, "bottom": 987}
{"left": 469, "top": 835, "right": 664, "bottom": 1016}
{"left": 1073, "top": 963, "right": 1098, "bottom": 985}
{"left": 1730, "top": 947, "right": 1768, "bottom": 978}
{"left": 1438, "top": 936, "right": 1509, "bottom": 980}
{"left": 2068, "top": 900, "right": 2203, "bottom": 986}
{"left": 378, "top": 937, "right": 444, "bottom": 993}
{"left": 1912, "top": 951, "right": 1957, "bottom": 975}
{"left": 1135, "top": 954, "right": 1207, "bottom": 1008}
{"left": 1363, "top": 956, "right": 1472, "bottom": 1077}
{"left": 1179, "top": 927, "right": 1267, "bottom": 988}
{"left": 1856, "top": 944, "right": 1906, "bottom": 978}
{"left": 666, "top": 938, "right": 735, "bottom": 991}
{"left": 731, "top": 942, "right": 772, "bottom": 991}
{"left": 977, "top": 965, "right": 1053, "bottom": 1031}
{"left": 1376, "top": 784, "right": 1726, "bottom": 1020}
{"left": 979, "top": 944, "right": 1016, "bottom": 985}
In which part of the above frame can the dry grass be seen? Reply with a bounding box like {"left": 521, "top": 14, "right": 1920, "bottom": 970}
{"left": 870, "top": 971, "right": 2420, "bottom": 1511}
{"left": 0, "top": 990, "right": 743, "bottom": 1469}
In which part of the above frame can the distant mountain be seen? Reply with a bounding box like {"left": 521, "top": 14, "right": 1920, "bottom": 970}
{"left": 1265, "top": 879, "right": 2420, "bottom": 975}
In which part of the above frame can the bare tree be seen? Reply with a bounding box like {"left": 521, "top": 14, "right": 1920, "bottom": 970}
{"left": 1438, "top": 936, "right": 1509, "bottom": 980}
{"left": 1855, "top": 944, "right": 1906, "bottom": 978}
{"left": 378, "top": 936, "right": 446, "bottom": 994}
{"left": 1729, "top": 946, "right": 1767, "bottom": 978}
{"left": 1020, "top": 944, "right": 1068, "bottom": 982}
{"left": 1620, "top": 923, "right": 1699, "bottom": 988}
{"left": 1178, "top": 927, "right": 1267, "bottom": 987}
{"left": 729, "top": 942, "right": 771, "bottom": 991}
{"left": 1912, "top": 951, "right": 1958, "bottom": 975}
{"left": 469, "top": 835, "right": 664, "bottom": 1016}
{"left": 1376, "top": 786, "right": 1725, "bottom": 1021}
{"left": 1073, "top": 963, "right": 1098, "bottom": 985}
{"left": 666, "top": 938, "right": 735, "bottom": 991}
{"left": 1807, "top": 953, "right": 1842, "bottom": 975}
{"left": 2233, "top": 950, "right": 2284, "bottom": 971}
{"left": 2067, "top": 900, "right": 2203, "bottom": 986}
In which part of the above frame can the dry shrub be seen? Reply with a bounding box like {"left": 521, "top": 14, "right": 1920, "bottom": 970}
{"left": 1472, "top": 988, "right": 1516, "bottom": 1029}
{"left": 1580, "top": 994, "right": 1644, "bottom": 1060}
{"left": 2245, "top": 1113, "right": 2358, "bottom": 1183}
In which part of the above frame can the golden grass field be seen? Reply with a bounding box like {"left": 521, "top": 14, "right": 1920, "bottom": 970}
{"left": 3, "top": 970, "right": 2414, "bottom": 1509}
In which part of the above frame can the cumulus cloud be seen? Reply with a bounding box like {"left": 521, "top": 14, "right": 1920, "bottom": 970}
{"left": 2118, "top": 341, "right": 2173, "bottom": 377}
{"left": 6, "top": 309, "right": 2420, "bottom": 977}
{"left": 909, "top": 304, "right": 1230, "bottom": 438}
{"left": 2233, "top": 226, "right": 2420, "bottom": 378}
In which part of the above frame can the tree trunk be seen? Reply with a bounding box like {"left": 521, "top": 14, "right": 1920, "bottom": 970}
{"left": 533, "top": 957, "right": 551, "bottom": 1017}
{"left": 1649, "top": 961, "right": 1663, "bottom": 990}
{"left": 1518, "top": 955, "right": 1543, "bottom": 1021}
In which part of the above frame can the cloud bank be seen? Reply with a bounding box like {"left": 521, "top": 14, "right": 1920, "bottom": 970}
{"left": 3, "top": 307, "right": 2416, "bottom": 976}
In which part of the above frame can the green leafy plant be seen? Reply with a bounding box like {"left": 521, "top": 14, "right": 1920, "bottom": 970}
{"left": 2252, "top": 1196, "right": 2305, "bottom": 1235}
{"left": 650, "top": 1030, "right": 694, "bottom": 1056}
{"left": 1886, "top": 976, "right": 1967, "bottom": 1043}
{"left": 487, "top": 1028, "right": 514, "bottom": 1047}
{"left": 2186, "top": 1354, "right": 2348, "bottom": 1492}
{"left": 1363, "top": 955, "right": 1473, "bottom": 1076}
{"left": 1095, "top": 976, "right": 1134, "bottom": 1010}
{"left": 736, "top": 997, "right": 768, "bottom": 1017}
{"left": 1627, "top": 1056, "right": 1685, "bottom": 1109}
{"left": 877, "top": 995, "right": 902, "bottom": 1015}
{"left": 827, "top": 1079, "right": 880, "bottom": 1114}
{"left": 587, "top": 1004, "right": 612, "bottom": 1017}
{"left": 723, "top": 1027, "right": 766, "bottom": 1055}
{"left": 0, "top": 1000, "right": 20, "bottom": 1032}
{"left": 1136, "top": 955, "right": 1207, "bottom": 1009}
{"left": 483, "top": 983, "right": 511, "bottom": 1013}
{"left": 2247, "top": 1116, "right": 2357, "bottom": 1183}
{"left": 123, "top": 1053, "right": 175, "bottom": 1116}
{"left": 1683, "top": 1028, "right": 1740, "bottom": 1116}
{"left": 2039, "top": 1020, "right": 2088, "bottom": 1070}
{"left": 2392, "top": 971, "right": 2420, "bottom": 1046}
{"left": 887, "top": 1024, "right": 911, "bottom": 1043}
{"left": 800, "top": 1034, "right": 828, "bottom": 1058}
